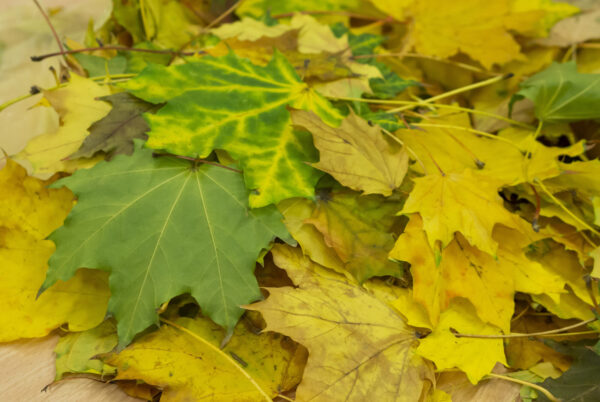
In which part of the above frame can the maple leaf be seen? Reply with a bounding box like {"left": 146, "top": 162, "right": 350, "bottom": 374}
{"left": 304, "top": 190, "right": 405, "bottom": 282}
{"left": 0, "top": 159, "right": 109, "bottom": 342}
{"left": 536, "top": 9, "right": 600, "bottom": 47}
{"left": 70, "top": 92, "right": 162, "bottom": 159}
{"left": 105, "top": 316, "right": 307, "bottom": 400}
{"left": 400, "top": 169, "right": 524, "bottom": 257}
{"left": 390, "top": 215, "right": 515, "bottom": 331}
{"left": 41, "top": 142, "right": 291, "bottom": 346}
{"left": 410, "top": 0, "right": 523, "bottom": 69}
{"left": 121, "top": 51, "right": 343, "bottom": 207}
{"left": 15, "top": 75, "right": 111, "bottom": 177}
{"left": 54, "top": 320, "right": 117, "bottom": 380}
{"left": 538, "top": 342, "right": 600, "bottom": 401}
{"left": 247, "top": 244, "right": 434, "bottom": 401}
{"left": 278, "top": 198, "right": 348, "bottom": 277}
{"left": 511, "top": 61, "right": 600, "bottom": 122}
{"left": 416, "top": 298, "right": 506, "bottom": 384}
{"left": 111, "top": 0, "right": 203, "bottom": 48}
{"left": 395, "top": 113, "right": 585, "bottom": 186}
{"left": 292, "top": 110, "right": 408, "bottom": 196}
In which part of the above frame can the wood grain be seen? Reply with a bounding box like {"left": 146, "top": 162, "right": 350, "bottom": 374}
{"left": 0, "top": 335, "right": 139, "bottom": 401}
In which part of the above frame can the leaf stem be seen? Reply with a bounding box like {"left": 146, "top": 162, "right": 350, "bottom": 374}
{"left": 160, "top": 318, "right": 272, "bottom": 402}
{"left": 204, "top": 0, "right": 245, "bottom": 31}
{"left": 271, "top": 10, "right": 394, "bottom": 22}
{"left": 330, "top": 97, "right": 533, "bottom": 129}
{"left": 32, "top": 0, "right": 67, "bottom": 63}
{"left": 454, "top": 317, "right": 598, "bottom": 339}
{"left": 353, "top": 52, "right": 492, "bottom": 74}
{"left": 31, "top": 46, "right": 205, "bottom": 62}
{"left": 393, "top": 74, "right": 513, "bottom": 114}
{"left": 485, "top": 373, "right": 559, "bottom": 402}
{"left": 409, "top": 123, "right": 522, "bottom": 149}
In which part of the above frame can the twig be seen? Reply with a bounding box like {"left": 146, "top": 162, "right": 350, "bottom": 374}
{"left": 204, "top": 0, "right": 246, "bottom": 31}
{"left": 353, "top": 52, "right": 491, "bottom": 74}
{"left": 388, "top": 73, "right": 514, "bottom": 114}
{"left": 31, "top": 46, "right": 205, "bottom": 62}
{"left": 486, "top": 373, "right": 559, "bottom": 402}
{"left": 454, "top": 317, "right": 598, "bottom": 339}
{"left": 409, "top": 122, "right": 521, "bottom": 149}
{"left": 32, "top": 0, "right": 67, "bottom": 63}
{"left": 272, "top": 10, "right": 395, "bottom": 22}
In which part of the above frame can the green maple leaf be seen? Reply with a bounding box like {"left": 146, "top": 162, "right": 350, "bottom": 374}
{"left": 121, "top": 51, "right": 343, "bottom": 208}
{"left": 511, "top": 61, "right": 600, "bottom": 123}
{"left": 70, "top": 92, "right": 162, "bottom": 159}
{"left": 538, "top": 342, "right": 600, "bottom": 401}
{"left": 41, "top": 142, "right": 292, "bottom": 346}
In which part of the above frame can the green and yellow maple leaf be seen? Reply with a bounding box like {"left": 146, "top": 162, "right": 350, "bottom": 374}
{"left": 304, "top": 190, "right": 404, "bottom": 282}
{"left": 54, "top": 320, "right": 118, "bottom": 380}
{"left": 121, "top": 51, "right": 343, "bottom": 207}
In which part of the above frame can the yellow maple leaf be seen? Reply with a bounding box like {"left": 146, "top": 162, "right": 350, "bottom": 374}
{"left": 397, "top": 112, "right": 584, "bottom": 186}
{"left": 400, "top": 168, "right": 523, "bottom": 256}
{"left": 507, "top": 0, "right": 579, "bottom": 38}
{"left": 15, "top": 74, "right": 110, "bottom": 178}
{"left": 247, "top": 244, "right": 434, "bottom": 401}
{"left": 0, "top": 159, "right": 109, "bottom": 341}
{"left": 0, "top": 158, "right": 72, "bottom": 238}
{"left": 293, "top": 110, "right": 408, "bottom": 195}
{"left": 411, "top": 0, "right": 522, "bottom": 69}
{"left": 390, "top": 215, "right": 515, "bottom": 331}
{"left": 416, "top": 298, "right": 507, "bottom": 384}
{"left": 106, "top": 316, "right": 307, "bottom": 401}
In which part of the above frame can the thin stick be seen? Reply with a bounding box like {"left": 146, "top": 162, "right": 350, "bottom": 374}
{"left": 410, "top": 123, "right": 521, "bottom": 149}
{"left": 272, "top": 10, "right": 394, "bottom": 22}
{"left": 454, "top": 317, "right": 597, "bottom": 339}
{"left": 486, "top": 373, "right": 559, "bottom": 402}
{"left": 353, "top": 52, "right": 491, "bottom": 74}
{"left": 153, "top": 153, "right": 242, "bottom": 173}
{"left": 33, "top": 0, "right": 67, "bottom": 63}
{"left": 393, "top": 74, "right": 513, "bottom": 114}
{"left": 204, "top": 0, "right": 245, "bottom": 31}
{"left": 160, "top": 318, "right": 272, "bottom": 402}
{"left": 535, "top": 178, "right": 600, "bottom": 239}
{"left": 31, "top": 46, "right": 204, "bottom": 62}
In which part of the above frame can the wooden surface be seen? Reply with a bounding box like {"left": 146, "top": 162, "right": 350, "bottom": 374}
{"left": 0, "top": 335, "right": 138, "bottom": 401}
{"left": 0, "top": 1, "right": 138, "bottom": 400}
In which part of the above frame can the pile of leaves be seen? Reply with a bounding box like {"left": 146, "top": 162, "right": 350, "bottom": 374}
{"left": 2, "top": 0, "right": 600, "bottom": 400}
